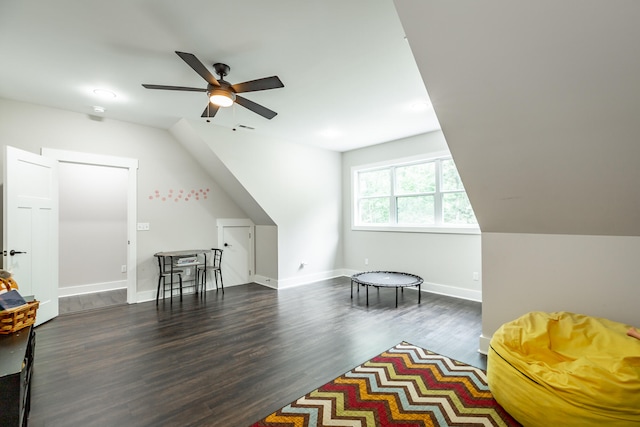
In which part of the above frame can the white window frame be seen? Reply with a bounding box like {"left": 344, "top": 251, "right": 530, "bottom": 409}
{"left": 351, "top": 152, "right": 480, "bottom": 235}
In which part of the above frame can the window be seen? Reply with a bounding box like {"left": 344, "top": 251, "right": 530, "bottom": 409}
{"left": 353, "top": 155, "right": 478, "bottom": 232}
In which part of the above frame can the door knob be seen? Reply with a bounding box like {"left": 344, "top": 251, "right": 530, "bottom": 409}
{"left": 9, "top": 250, "right": 27, "bottom": 256}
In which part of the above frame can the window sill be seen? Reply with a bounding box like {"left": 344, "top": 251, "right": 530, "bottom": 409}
{"left": 352, "top": 225, "right": 481, "bottom": 235}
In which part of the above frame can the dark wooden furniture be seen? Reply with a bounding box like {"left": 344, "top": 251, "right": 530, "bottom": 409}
{"left": 0, "top": 325, "right": 35, "bottom": 426}
{"left": 154, "top": 249, "right": 209, "bottom": 304}
{"left": 351, "top": 271, "right": 424, "bottom": 307}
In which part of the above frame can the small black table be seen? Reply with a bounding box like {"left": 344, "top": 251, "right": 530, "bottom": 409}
{"left": 351, "top": 271, "right": 424, "bottom": 307}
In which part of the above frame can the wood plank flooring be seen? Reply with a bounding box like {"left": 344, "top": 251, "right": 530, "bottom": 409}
{"left": 59, "top": 288, "right": 127, "bottom": 314}
{"left": 27, "top": 277, "right": 484, "bottom": 427}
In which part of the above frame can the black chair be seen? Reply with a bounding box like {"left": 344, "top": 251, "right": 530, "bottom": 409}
{"left": 196, "top": 248, "right": 224, "bottom": 295}
{"left": 155, "top": 253, "right": 184, "bottom": 305}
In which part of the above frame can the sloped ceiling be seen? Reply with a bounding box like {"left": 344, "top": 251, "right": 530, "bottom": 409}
{"left": 0, "top": 0, "right": 438, "bottom": 152}
{"left": 394, "top": 0, "right": 640, "bottom": 236}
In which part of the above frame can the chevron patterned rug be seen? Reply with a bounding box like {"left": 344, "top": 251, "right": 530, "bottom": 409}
{"left": 250, "top": 342, "right": 520, "bottom": 427}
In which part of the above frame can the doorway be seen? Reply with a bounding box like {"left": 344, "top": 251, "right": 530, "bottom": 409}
{"left": 42, "top": 148, "right": 138, "bottom": 305}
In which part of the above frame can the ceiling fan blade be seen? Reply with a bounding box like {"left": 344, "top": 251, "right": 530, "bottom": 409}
{"left": 175, "top": 51, "right": 220, "bottom": 86}
{"left": 201, "top": 102, "right": 220, "bottom": 118}
{"left": 235, "top": 95, "right": 277, "bottom": 120}
{"left": 142, "top": 84, "right": 207, "bottom": 92}
{"left": 231, "top": 76, "right": 284, "bottom": 93}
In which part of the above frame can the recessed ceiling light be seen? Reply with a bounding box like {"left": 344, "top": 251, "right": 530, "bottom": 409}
{"left": 320, "top": 128, "right": 342, "bottom": 139}
{"left": 411, "top": 101, "right": 430, "bottom": 111}
{"left": 93, "top": 89, "right": 117, "bottom": 99}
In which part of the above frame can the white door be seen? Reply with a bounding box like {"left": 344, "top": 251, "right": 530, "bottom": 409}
{"left": 219, "top": 223, "right": 252, "bottom": 286}
{"left": 3, "top": 146, "right": 58, "bottom": 325}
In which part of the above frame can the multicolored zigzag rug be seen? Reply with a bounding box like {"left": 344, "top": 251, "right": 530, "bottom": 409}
{"left": 250, "top": 342, "right": 520, "bottom": 427}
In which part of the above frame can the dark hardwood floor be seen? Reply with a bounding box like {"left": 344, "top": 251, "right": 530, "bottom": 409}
{"left": 59, "top": 288, "right": 127, "bottom": 314}
{"left": 28, "top": 277, "right": 484, "bottom": 427}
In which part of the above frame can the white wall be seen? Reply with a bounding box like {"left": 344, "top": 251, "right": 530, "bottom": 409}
{"left": 185, "top": 120, "right": 344, "bottom": 287}
{"left": 0, "top": 98, "right": 247, "bottom": 301}
{"left": 480, "top": 232, "right": 640, "bottom": 352}
{"left": 58, "top": 162, "right": 127, "bottom": 292}
{"left": 342, "top": 131, "right": 482, "bottom": 301}
{"left": 394, "top": 0, "right": 640, "bottom": 353}
{"left": 255, "top": 225, "right": 278, "bottom": 282}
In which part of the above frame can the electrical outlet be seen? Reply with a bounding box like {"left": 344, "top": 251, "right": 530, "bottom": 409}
{"left": 121, "top": 265, "right": 127, "bottom": 273}
{"left": 137, "top": 222, "right": 150, "bottom": 231}
{"left": 473, "top": 272, "right": 479, "bottom": 281}
{"left": 365, "top": 258, "right": 369, "bottom": 265}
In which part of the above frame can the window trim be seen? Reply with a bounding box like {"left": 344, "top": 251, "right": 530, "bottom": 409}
{"left": 351, "top": 152, "right": 480, "bottom": 235}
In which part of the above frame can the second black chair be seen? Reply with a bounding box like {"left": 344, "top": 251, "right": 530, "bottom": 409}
{"left": 197, "top": 248, "right": 224, "bottom": 295}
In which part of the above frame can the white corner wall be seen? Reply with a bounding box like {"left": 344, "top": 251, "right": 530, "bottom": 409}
{"left": 480, "top": 232, "right": 640, "bottom": 352}
{"left": 342, "top": 131, "right": 482, "bottom": 301}
{"left": 255, "top": 225, "right": 278, "bottom": 282}
{"left": 185, "top": 120, "right": 343, "bottom": 287}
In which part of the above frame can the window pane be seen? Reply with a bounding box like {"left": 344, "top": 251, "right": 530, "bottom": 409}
{"left": 441, "top": 159, "right": 464, "bottom": 191}
{"left": 395, "top": 163, "right": 435, "bottom": 195}
{"left": 443, "top": 192, "right": 477, "bottom": 225}
{"left": 397, "top": 195, "right": 434, "bottom": 225}
{"left": 358, "top": 169, "right": 390, "bottom": 197}
{"left": 359, "top": 197, "right": 390, "bottom": 224}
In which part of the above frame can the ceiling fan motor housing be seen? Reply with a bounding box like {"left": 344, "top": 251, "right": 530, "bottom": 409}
{"left": 213, "top": 63, "right": 230, "bottom": 78}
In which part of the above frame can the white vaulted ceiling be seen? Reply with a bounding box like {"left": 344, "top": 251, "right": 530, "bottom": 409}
{"left": 0, "top": 0, "right": 439, "bottom": 152}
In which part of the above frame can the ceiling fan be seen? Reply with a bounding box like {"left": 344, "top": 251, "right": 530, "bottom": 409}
{"left": 142, "top": 51, "right": 284, "bottom": 120}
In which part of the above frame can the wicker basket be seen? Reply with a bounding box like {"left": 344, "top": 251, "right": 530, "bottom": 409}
{"left": 0, "top": 280, "right": 39, "bottom": 334}
{"left": 0, "top": 300, "right": 39, "bottom": 334}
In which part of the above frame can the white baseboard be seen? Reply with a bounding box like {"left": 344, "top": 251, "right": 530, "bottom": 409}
{"left": 341, "top": 270, "right": 482, "bottom": 302}
{"left": 136, "top": 281, "right": 244, "bottom": 303}
{"left": 136, "top": 290, "right": 157, "bottom": 303}
{"left": 136, "top": 287, "right": 198, "bottom": 303}
{"left": 253, "top": 274, "right": 278, "bottom": 289}
{"left": 59, "top": 280, "right": 127, "bottom": 297}
{"left": 478, "top": 334, "right": 491, "bottom": 355}
{"left": 275, "top": 269, "right": 348, "bottom": 289}
{"left": 421, "top": 282, "right": 482, "bottom": 302}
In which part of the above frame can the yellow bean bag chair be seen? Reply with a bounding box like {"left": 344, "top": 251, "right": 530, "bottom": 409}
{"left": 488, "top": 311, "right": 640, "bottom": 427}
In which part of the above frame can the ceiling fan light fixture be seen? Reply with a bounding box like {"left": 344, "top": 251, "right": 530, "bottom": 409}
{"left": 209, "top": 89, "right": 235, "bottom": 107}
